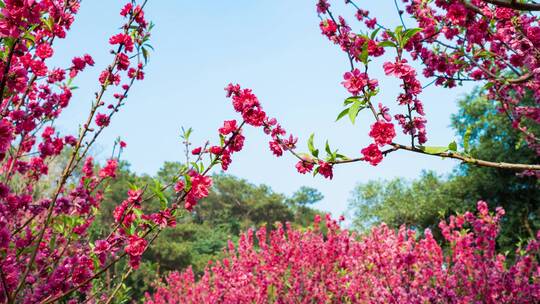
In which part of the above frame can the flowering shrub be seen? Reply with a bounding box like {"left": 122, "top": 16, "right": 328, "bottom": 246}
{"left": 222, "top": 0, "right": 540, "bottom": 179}
{"left": 146, "top": 202, "right": 540, "bottom": 303}
{"left": 0, "top": 1, "right": 252, "bottom": 302}
{"left": 1, "top": 0, "right": 539, "bottom": 302}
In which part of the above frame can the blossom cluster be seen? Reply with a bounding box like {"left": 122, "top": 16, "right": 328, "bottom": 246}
{"left": 320, "top": 0, "right": 540, "bottom": 164}
{"left": 146, "top": 202, "right": 540, "bottom": 303}
{"left": 219, "top": 0, "right": 540, "bottom": 179}
{"left": 225, "top": 84, "right": 349, "bottom": 179}
{"left": 0, "top": 1, "right": 252, "bottom": 301}
{"left": 0, "top": 1, "right": 156, "bottom": 302}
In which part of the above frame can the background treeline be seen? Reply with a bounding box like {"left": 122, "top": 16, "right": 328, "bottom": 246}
{"left": 88, "top": 161, "right": 323, "bottom": 300}
{"left": 348, "top": 89, "right": 540, "bottom": 252}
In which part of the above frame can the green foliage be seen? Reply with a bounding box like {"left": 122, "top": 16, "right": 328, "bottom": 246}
{"left": 349, "top": 89, "right": 540, "bottom": 250}
{"left": 91, "top": 163, "right": 323, "bottom": 301}
{"left": 349, "top": 171, "right": 460, "bottom": 232}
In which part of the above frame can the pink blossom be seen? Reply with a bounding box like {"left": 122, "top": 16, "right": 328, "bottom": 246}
{"left": 269, "top": 140, "right": 283, "bottom": 157}
{"left": 147, "top": 204, "right": 540, "bottom": 304}
{"left": 0, "top": 119, "right": 14, "bottom": 154}
{"left": 295, "top": 160, "right": 314, "bottom": 174}
{"left": 369, "top": 121, "right": 396, "bottom": 146}
{"left": 174, "top": 180, "right": 185, "bottom": 193}
{"left": 342, "top": 68, "right": 370, "bottom": 96}
{"left": 316, "top": 0, "right": 330, "bottom": 14}
{"left": 219, "top": 120, "right": 237, "bottom": 135}
{"left": 120, "top": 3, "right": 133, "bottom": 16}
{"left": 317, "top": 160, "right": 333, "bottom": 179}
{"left": 99, "top": 159, "right": 118, "bottom": 179}
{"left": 125, "top": 235, "right": 147, "bottom": 269}
{"left": 36, "top": 43, "right": 53, "bottom": 59}
{"left": 320, "top": 19, "right": 337, "bottom": 38}
{"left": 361, "top": 143, "right": 383, "bottom": 166}
{"left": 95, "top": 113, "right": 110, "bottom": 127}
{"left": 109, "top": 33, "right": 134, "bottom": 52}
{"left": 185, "top": 171, "right": 212, "bottom": 211}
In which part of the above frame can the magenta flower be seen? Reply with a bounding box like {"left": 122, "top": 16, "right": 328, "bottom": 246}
{"left": 341, "top": 68, "right": 369, "bottom": 96}
{"left": 369, "top": 121, "right": 396, "bottom": 146}
{"left": 361, "top": 143, "right": 383, "bottom": 166}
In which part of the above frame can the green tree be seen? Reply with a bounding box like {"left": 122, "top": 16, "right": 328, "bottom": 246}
{"left": 91, "top": 162, "right": 323, "bottom": 301}
{"left": 349, "top": 89, "right": 540, "bottom": 250}
{"left": 287, "top": 186, "right": 324, "bottom": 227}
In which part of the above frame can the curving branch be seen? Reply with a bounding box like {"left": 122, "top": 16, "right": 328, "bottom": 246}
{"left": 389, "top": 143, "right": 540, "bottom": 171}
{"left": 482, "top": 0, "right": 540, "bottom": 11}
{"left": 461, "top": 1, "right": 484, "bottom": 14}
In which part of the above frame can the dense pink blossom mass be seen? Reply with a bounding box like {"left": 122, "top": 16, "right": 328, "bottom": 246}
{"left": 0, "top": 0, "right": 538, "bottom": 302}
{"left": 0, "top": 1, "right": 244, "bottom": 302}
{"left": 145, "top": 202, "right": 540, "bottom": 303}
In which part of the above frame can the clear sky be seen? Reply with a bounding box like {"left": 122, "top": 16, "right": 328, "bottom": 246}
{"left": 53, "top": 1, "right": 474, "bottom": 218}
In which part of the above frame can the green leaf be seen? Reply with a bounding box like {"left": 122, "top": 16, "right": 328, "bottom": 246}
{"left": 358, "top": 42, "right": 369, "bottom": 64}
{"left": 23, "top": 33, "right": 35, "bottom": 45}
{"left": 420, "top": 146, "right": 449, "bottom": 155}
{"left": 335, "top": 108, "right": 350, "bottom": 121}
{"left": 475, "top": 50, "right": 493, "bottom": 58}
{"left": 66, "top": 77, "right": 74, "bottom": 88}
{"left": 44, "top": 18, "right": 54, "bottom": 32}
{"left": 370, "top": 28, "right": 381, "bottom": 40}
{"left": 219, "top": 134, "right": 225, "bottom": 146}
{"left": 463, "top": 127, "right": 472, "bottom": 153}
{"left": 349, "top": 102, "right": 360, "bottom": 124}
{"left": 378, "top": 40, "right": 396, "bottom": 48}
{"left": 395, "top": 25, "right": 404, "bottom": 36}
{"left": 448, "top": 141, "right": 457, "bottom": 152}
{"left": 142, "top": 46, "right": 150, "bottom": 64}
{"left": 128, "top": 224, "right": 136, "bottom": 235}
{"left": 184, "top": 174, "right": 192, "bottom": 191}
{"left": 307, "top": 133, "right": 315, "bottom": 154}
{"left": 190, "top": 162, "right": 200, "bottom": 173}
{"left": 515, "top": 138, "right": 524, "bottom": 150}
{"left": 151, "top": 179, "right": 168, "bottom": 209}
{"left": 325, "top": 140, "right": 332, "bottom": 156}
{"left": 401, "top": 28, "right": 423, "bottom": 45}
{"left": 348, "top": 100, "right": 368, "bottom": 125}
{"left": 335, "top": 153, "right": 349, "bottom": 160}
{"left": 385, "top": 29, "right": 396, "bottom": 41}
{"left": 483, "top": 82, "right": 495, "bottom": 90}
{"left": 133, "top": 208, "right": 143, "bottom": 217}
{"left": 344, "top": 96, "right": 361, "bottom": 106}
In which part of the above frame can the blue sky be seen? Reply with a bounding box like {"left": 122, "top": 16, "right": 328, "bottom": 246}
{"left": 53, "top": 1, "right": 474, "bottom": 217}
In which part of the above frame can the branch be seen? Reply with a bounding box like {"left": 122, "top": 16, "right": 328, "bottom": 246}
{"left": 41, "top": 252, "right": 127, "bottom": 304}
{"left": 319, "top": 142, "right": 539, "bottom": 170}
{"left": 0, "top": 39, "right": 19, "bottom": 100}
{"left": 482, "top": 0, "right": 540, "bottom": 11}
{"left": 10, "top": 2, "right": 149, "bottom": 300}
{"left": 391, "top": 143, "right": 540, "bottom": 171}
{"left": 461, "top": 1, "right": 484, "bottom": 14}
{"left": 104, "top": 268, "right": 133, "bottom": 304}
